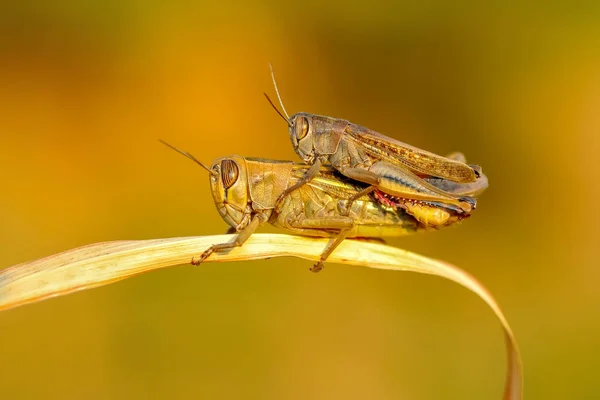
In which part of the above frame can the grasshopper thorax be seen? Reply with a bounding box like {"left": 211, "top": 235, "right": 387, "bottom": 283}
{"left": 289, "top": 112, "right": 346, "bottom": 164}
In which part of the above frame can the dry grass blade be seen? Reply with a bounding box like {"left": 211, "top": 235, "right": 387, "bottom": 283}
{"left": 0, "top": 234, "right": 522, "bottom": 399}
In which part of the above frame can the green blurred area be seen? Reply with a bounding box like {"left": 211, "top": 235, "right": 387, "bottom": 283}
{"left": 1, "top": 2, "right": 598, "bottom": 399}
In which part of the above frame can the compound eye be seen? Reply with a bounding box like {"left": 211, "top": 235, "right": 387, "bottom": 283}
{"left": 220, "top": 159, "right": 239, "bottom": 189}
{"left": 294, "top": 116, "right": 309, "bottom": 140}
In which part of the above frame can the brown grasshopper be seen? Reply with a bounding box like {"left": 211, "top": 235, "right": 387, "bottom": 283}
{"left": 160, "top": 141, "right": 487, "bottom": 272}
{"left": 265, "top": 66, "right": 483, "bottom": 226}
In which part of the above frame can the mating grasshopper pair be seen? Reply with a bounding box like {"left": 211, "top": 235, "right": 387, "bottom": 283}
{"left": 162, "top": 68, "right": 487, "bottom": 272}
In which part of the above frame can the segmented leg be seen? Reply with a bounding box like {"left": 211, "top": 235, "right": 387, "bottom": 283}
{"left": 339, "top": 167, "right": 381, "bottom": 185}
{"left": 192, "top": 216, "right": 261, "bottom": 265}
{"left": 339, "top": 185, "right": 376, "bottom": 216}
{"left": 286, "top": 216, "right": 355, "bottom": 273}
{"left": 311, "top": 229, "right": 351, "bottom": 273}
{"left": 350, "top": 161, "right": 475, "bottom": 213}
{"left": 273, "top": 159, "right": 322, "bottom": 212}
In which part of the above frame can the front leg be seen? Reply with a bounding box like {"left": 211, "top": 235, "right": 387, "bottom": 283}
{"left": 274, "top": 159, "right": 322, "bottom": 212}
{"left": 192, "top": 215, "right": 262, "bottom": 265}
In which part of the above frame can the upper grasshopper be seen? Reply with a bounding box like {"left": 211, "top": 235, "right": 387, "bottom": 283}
{"left": 160, "top": 141, "right": 487, "bottom": 272}
{"left": 265, "top": 65, "right": 484, "bottom": 222}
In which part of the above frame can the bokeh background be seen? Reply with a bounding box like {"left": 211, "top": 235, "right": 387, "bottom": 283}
{"left": 1, "top": 2, "right": 598, "bottom": 399}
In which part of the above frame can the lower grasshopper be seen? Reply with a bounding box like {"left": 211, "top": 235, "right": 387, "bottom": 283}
{"left": 264, "top": 66, "right": 484, "bottom": 225}
{"left": 161, "top": 141, "right": 487, "bottom": 272}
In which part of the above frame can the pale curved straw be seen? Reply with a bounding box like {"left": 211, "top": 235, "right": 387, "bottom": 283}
{"left": 0, "top": 234, "right": 522, "bottom": 399}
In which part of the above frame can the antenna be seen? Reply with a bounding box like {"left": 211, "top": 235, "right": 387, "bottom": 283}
{"left": 268, "top": 63, "right": 290, "bottom": 120}
{"left": 159, "top": 140, "right": 217, "bottom": 177}
{"left": 263, "top": 93, "right": 291, "bottom": 126}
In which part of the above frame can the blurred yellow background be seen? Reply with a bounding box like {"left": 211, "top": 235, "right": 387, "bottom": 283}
{"left": 1, "top": 2, "right": 598, "bottom": 399}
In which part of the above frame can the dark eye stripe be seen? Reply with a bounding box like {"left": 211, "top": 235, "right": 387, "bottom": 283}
{"left": 221, "top": 159, "right": 239, "bottom": 189}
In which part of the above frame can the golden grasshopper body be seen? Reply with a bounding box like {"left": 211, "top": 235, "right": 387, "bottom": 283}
{"left": 266, "top": 160, "right": 424, "bottom": 238}
{"left": 210, "top": 156, "right": 421, "bottom": 239}
{"left": 281, "top": 112, "right": 484, "bottom": 222}
{"left": 205, "top": 155, "right": 486, "bottom": 272}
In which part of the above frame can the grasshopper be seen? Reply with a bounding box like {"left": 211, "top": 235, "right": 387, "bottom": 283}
{"left": 160, "top": 141, "right": 487, "bottom": 272}
{"left": 265, "top": 66, "right": 484, "bottom": 226}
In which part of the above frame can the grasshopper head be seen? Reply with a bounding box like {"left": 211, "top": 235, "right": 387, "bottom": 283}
{"left": 289, "top": 112, "right": 317, "bottom": 163}
{"left": 209, "top": 156, "right": 252, "bottom": 231}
